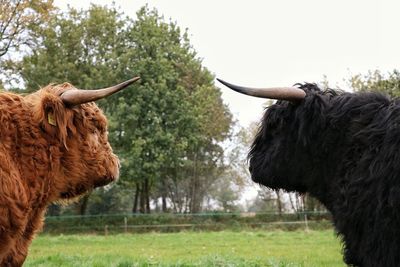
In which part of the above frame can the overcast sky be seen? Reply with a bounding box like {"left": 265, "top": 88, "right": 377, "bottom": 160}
{"left": 55, "top": 0, "right": 400, "bottom": 127}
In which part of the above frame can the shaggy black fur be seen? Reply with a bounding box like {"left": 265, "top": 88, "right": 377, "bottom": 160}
{"left": 249, "top": 83, "right": 400, "bottom": 266}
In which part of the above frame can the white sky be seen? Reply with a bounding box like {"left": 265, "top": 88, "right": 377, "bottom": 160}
{"left": 55, "top": 0, "right": 400, "bottom": 128}
{"left": 54, "top": 0, "right": 400, "bottom": 204}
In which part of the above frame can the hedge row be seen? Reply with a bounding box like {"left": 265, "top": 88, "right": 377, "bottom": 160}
{"left": 42, "top": 212, "right": 332, "bottom": 234}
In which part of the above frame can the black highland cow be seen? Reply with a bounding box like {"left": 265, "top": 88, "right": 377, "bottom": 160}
{"left": 218, "top": 78, "right": 400, "bottom": 267}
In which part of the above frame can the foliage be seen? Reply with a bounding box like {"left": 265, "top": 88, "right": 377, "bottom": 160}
{"left": 0, "top": 0, "right": 55, "bottom": 58}
{"left": 12, "top": 4, "right": 128, "bottom": 92}
{"left": 0, "top": 0, "right": 55, "bottom": 89}
{"left": 248, "top": 189, "right": 280, "bottom": 213}
{"left": 8, "top": 4, "right": 233, "bottom": 214}
{"left": 87, "top": 187, "right": 133, "bottom": 215}
{"left": 207, "top": 175, "right": 242, "bottom": 212}
{"left": 350, "top": 69, "right": 400, "bottom": 97}
{"left": 103, "top": 6, "right": 233, "bottom": 213}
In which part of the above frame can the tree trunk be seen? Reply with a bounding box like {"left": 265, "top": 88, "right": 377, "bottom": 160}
{"left": 275, "top": 190, "right": 283, "bottom": 216}
{"left": 161, "top": 179, "right": 167, "bottom": 212}
{"left": 145, "top": 178, "right": 151, "bottom": 213}
{"left": 78, "top": 194, "right": 90, "bottom": 216}
{"left": 190, "top": 152, "right": 201, "bottom": 213}
{"left": 288, "top": 193, "right": 296, "bottom": 212}
{"left": 132, "top": 183, "right": 140, "bottom": 213}
{"left": 139, "top": 182, "right": 146, "bottom": 213}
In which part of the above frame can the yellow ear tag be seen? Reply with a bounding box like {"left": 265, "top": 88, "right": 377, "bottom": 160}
{"left": 48, "top": 112, "right": 57, "bottom": 126}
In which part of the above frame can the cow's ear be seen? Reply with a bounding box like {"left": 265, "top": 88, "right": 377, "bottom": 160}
{"left": 36, "top": 92, "right": 70, "bottom": 147}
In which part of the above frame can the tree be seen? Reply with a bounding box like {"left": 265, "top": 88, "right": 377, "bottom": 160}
{"left": 208, "top": 175, "right": 241, "bottom": 212}
{"left": 107, "top": 6, "right": 201, "bottom": 213}
{"left": 204, "top": 125, "right": 252, "bottom": 212}
{"left": 107, "top": 6, "right": 233, "bottom": 214}
{"left": 0, "top": 0, "right": 54, "bottom": 59}
{"left": 350, "top": 69, "right": 400, "bottom": 97}
{"left": 247, "top": 189, "right": 279, "bottom": 212}
{"left": 15, "top": 5, "right": 233, "bottom": 214}
{"left": 87, "top": 187, "right": 132, "bottom": 215}
{"left": 13, "top": 5, "right": 130, "bottom": 215}
{"left": 17, "top": 5, "right": 128, "bottom": 92}
{"left": 0, "top": 0, "right": 55, "bottom": 89}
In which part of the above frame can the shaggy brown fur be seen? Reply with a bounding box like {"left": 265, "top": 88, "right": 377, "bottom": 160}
{"left": 0, "top": 83, "right": 119, "bottom": 266}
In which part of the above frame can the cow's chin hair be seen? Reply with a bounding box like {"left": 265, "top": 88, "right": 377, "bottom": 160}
{"left": 54, "top": 190, "right": 91, "bottom": 206}
{"left": 54, "top": 177, "right": 117, "bottom": 205}
{"left": 93, "top": 176, "right": 117, "bottom": 188}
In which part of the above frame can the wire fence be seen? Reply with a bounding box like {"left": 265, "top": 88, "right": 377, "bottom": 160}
{"left": 43, "top": 211, "right": 332, "bottom": 234}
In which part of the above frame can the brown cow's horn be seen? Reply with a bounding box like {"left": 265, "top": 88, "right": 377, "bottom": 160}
{"left": 61, "top": 77, "right": 141, "bottom": 106}
{"left": 217, "top": 78, "right": 306, "bottom": 102}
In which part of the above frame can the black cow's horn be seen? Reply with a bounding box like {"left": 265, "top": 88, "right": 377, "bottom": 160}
{"left": 61, "top": 77, "right": 141, "bottom": 106}
{"left": 217, "top": 78, "right": 306, "bottom": 102}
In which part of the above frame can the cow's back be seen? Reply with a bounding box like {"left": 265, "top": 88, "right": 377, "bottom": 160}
{"left": 0, "top": 92, "right": 28, "bottom": 141}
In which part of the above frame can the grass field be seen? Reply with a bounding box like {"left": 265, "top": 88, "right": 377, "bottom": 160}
{"left": 25, "top": 230, "right": 345, "bottom": 267}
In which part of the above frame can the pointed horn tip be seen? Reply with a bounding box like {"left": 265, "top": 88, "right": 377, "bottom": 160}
{"left": 216, "top": 78, "right": 225, "bottom": 84}
{"left": 216, "top": 78, "right": 246, "bottom": 94}
{"left": 124, "top": 76, "right": 141, "bottom": 86}
{"left": 216, "top": 78, "right": 235, "bottom": 89}
{"left": 111, "top": 76, "right": 141, "bottom": 91}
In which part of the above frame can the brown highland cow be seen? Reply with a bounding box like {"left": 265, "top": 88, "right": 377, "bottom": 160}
{"left": 0, "top": 77, "right": 139, "bottom": 266}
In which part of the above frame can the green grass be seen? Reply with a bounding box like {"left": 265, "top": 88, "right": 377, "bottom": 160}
{"left": 25, "top": 230, "right": 345, "bottom": 267}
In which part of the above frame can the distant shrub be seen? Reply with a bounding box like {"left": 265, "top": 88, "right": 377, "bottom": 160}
{"left": 43, "top": 211, "right": 332, "bottom": 234}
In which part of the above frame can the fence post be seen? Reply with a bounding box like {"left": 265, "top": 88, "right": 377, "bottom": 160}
{"left": 105, "top": 225, "right": 109, "bottom": 236}
{"left": 124, "top": 217, "right": 128, "bottom": 233}
{"left": 304, "top": 212, "right": 309, "bottom": 232}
